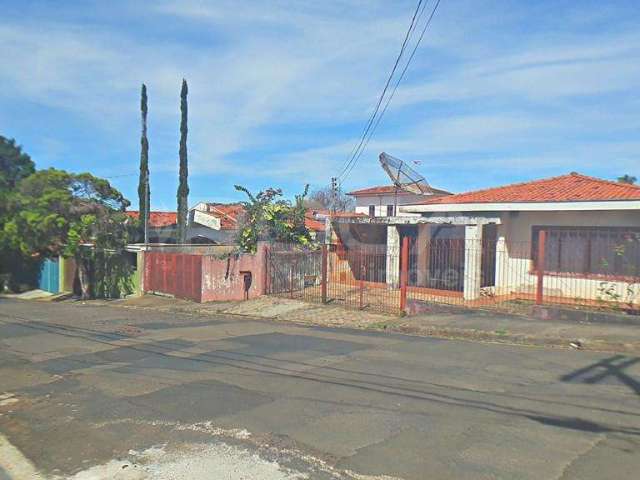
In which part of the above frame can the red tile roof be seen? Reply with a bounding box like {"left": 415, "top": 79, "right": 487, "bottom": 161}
{"left": 126, "top": 211, "right": 177, "bottom": 227}
{"left": 304, "top": 210, "right": 326, "bottom": 232}
{"left": 204, "top": 203, "right": 245, "bottom": 230}
{"left": 420, "top": 173, "right": 640, "bottom": 205}
{"left": 347, "top": 185, "right": 451, "bottom": 196}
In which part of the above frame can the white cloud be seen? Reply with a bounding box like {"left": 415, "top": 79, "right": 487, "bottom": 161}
{"left": 0, "top": 0, "right": 638, "bottom": 205}
{"left": 395, "top": 30, "right": 640, "bottom": 105}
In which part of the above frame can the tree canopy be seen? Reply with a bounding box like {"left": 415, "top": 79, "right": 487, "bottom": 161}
{"left": 138, "top": 83, "right": 150, "bottom": 234}
{"left": 1, "top": 136, "right": 35, "bottom": 222}
{"left": 0, "top": 136, "right": 35, "bottom": 192}
{"left": 177, "top": 79, "right": 189, "bottom": 244}
{"left": 1, "top": 135, "right": 134, "bottom": 296}
{"left": 4, "top": 169, "right": 130, "bottom": 258}
{"left": 234, "top": 185, "right": 312, "bottom": 252}
{"left": 306, "top": 185, "right": 355, "bottom": 212}
{"left": 617, "top": 174, "right": 637, "bottom": 185}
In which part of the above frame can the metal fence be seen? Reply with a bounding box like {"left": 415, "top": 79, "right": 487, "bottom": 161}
{"left": 265, "top": 243, "right": 400, "bottom": 313}
{"left": 265, "top": 230, "right": 640, "bottom": 315}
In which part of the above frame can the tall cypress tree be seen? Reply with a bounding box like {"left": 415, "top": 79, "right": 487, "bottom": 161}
{"left": 137, "top": 84, "right": 150, "bottom": 239}
{"left": 177, "top": 79, "right": 189, "bottom": 244}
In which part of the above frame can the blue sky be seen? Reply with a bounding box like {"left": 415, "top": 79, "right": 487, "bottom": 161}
{"left": 1, "top": 0, "right": 639, "bottom": 210}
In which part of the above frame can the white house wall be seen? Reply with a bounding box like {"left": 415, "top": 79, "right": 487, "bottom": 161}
{"left": 495, "top": 210, "right": 640, "bottom": 305}
{"left": 354, "top": 193, "right": 428, "bottom": 216}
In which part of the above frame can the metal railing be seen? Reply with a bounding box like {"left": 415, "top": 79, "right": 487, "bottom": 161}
{"left": 265, "top": 230, "right": 640, "bottom": 315}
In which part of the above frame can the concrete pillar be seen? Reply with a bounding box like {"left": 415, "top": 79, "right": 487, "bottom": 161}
{"left": 386, "top": 226, "right": 400, "bottom": 287}
{"left": 324, "top": 217, "right": 333, "bottom": 245}
{"left": 416, "top": 225, "right": 430, "bottom": 287}
{"left": 58, "top": 255, "right": 65, "bottom": 293}
{"left": 494, "top": 228, "right": 507, "bottom": 296}
{"left": 137, "top": 250, "right": 145, "bottom": 295}
{"left": 463, "top": 224, "right": 483, "bottom": 300}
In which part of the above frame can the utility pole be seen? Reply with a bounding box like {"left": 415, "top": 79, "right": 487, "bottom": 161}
{"left": 330, "top": 177, "right": 338, "bottom": 214}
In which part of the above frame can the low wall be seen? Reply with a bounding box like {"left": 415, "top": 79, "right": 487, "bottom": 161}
{"left": 144, "top": 244, "right": 267, "bottom": 303}
{"left": 201, "top": 247, "right": 266, "bottom": 302}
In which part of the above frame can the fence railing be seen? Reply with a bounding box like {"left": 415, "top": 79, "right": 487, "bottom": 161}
{"left": 265, "top": 231, "right": 640, "bottom": 315}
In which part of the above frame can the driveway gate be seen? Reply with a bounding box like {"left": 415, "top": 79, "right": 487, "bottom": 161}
{"left": 38, "top": 258, "right": 60, "bottom": 294}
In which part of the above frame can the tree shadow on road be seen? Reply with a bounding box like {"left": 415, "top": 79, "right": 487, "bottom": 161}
{"left": 560, "top": 355, "right": 640, "bottom": 396}
{"left": 3, "top": 313, "right": 640, "bottom": 438}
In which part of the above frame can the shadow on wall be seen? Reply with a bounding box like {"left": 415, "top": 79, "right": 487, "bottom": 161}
{"left": 0, "top": 249, "right": 41, "bottom": 292}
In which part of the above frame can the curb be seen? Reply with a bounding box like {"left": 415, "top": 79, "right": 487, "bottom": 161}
{"left": 97, "top": 300, "right": 640, "bottom": 355}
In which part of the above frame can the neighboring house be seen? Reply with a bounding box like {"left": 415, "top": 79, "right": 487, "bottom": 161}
{"left": 189, "top": 202, "right": 245, "bottom": 244}
{"left": 191, "top": 202, "right": 328, "bottom": 243}
{"left": 304, "top": 209, "right": 328, "bottom": 243}
{"left": 332, "top": 173, "right": 640, "bottom": 305}
{"left": 126, "top": 211, "right": 178, "bottom": 243}
{"left": 126, "top": 205, "right": 240, "bottom": 244}
{"left": 347, "top": 185, "right": 450, "bottom": 217}
{"left": 128, "top": 204, "right": 328, "bottom": 245}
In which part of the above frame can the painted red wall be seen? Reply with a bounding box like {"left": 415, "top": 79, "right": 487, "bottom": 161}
{"left": 144, "top": 252, "right": 203, "bottom": 302}
{"left": 200, "top": 246, "right": 266, "bottom": 302}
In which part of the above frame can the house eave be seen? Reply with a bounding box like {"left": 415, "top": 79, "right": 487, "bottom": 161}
{"left": 401, "top": 200, "right": 640, "bottom": 213}
{"left": 331, "top": 213, "right": 501, "bottom": 225}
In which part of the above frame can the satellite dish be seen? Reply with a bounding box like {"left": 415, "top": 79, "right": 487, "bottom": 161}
{"left": 379, "top": 152, "right": 432, "bottom": 195}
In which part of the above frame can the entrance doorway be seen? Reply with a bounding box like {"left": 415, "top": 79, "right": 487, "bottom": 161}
{"left": 481, "top": 224, "right": 497, "bottom": 288}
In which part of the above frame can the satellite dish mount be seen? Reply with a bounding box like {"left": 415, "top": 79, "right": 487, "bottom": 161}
{"left": 379, "top": 152, "right": 432, "bottom": 196}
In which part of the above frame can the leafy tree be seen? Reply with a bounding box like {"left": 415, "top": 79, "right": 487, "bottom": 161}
{"left": 0, "top": 136, "right": 35, "bottom": 224}
{"left": 4, "top": 169, "right": 132, "bottom": 298}
{"left": 0, "top": 136, "right": 35, "bottom": 194}
{"left": 234, "top": 185, "right": 312, "bottom": 252}
{"left": 306, "top": 185, "right": 355, "bottom": 212}
{"left": 0, "top": 136, "right": 37, "bottom": 288}
{"left": 617, "top": 174, "right": 637, "bottom": 184}
{"left": 65, "top": 211, "right": 134, "bottom": 299}
{"left": 137, "top": 84, "right": 150, "bottom": 237}
{"left": 177, "top": 79, "right": 189, "bottom": 244}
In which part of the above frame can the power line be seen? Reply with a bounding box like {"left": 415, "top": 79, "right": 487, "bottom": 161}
{"left": 338, "top": 0, "right": 430, "bottom": 182}
{"left": 336, "top": 0, "right": 426, "bottom": 181}
{"left": 339, "top": 0, "right": 442, "bottom": 184}
{"left": 341, "top": 0, "right": 441, "bottom": 183}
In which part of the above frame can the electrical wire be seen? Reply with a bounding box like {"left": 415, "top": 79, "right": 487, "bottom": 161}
{"left": 339, "top": 0, "right": 442, "bottom": 184}
{"left": 336, "top": 0, "right": 426, "bottom": 181}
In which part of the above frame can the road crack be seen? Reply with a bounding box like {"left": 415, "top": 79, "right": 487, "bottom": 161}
{"left": 556, "top": 434, "right": 606, "bottom": 480}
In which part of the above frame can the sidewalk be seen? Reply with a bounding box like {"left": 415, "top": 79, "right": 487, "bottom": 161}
{"left": 102, "top": 294, "right": 640, "bottom": 354}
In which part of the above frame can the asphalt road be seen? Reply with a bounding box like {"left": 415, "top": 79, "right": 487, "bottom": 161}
{"left": 1, "top": 298, "right": 639, "bottom": 479}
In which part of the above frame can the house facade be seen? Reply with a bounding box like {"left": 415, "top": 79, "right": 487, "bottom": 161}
{"left": 189, "top": 202, "right": 245, "bottom": 244}
{"left": 347, "top": 185, "right": 450, "bottom": 217}
{"left": 334, "top": 173, "right": 640, "bottom": 307}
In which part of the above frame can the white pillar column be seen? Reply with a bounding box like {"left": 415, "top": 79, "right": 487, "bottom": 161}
{"left": 494, "top": 227, "right": 507, "bottom": 296}
{"left": 386, "top": 226, "right": 400, "bottom": 287}
{"left": 463, "top": 224, "right": 483, "bottom": 300}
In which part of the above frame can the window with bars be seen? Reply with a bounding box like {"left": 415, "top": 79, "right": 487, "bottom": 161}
{"left": 531, "top": 226, "right": 640, "bottom": 278}
{"left": 368, "top": 205, "right": 375, "bottom": 217}
{"left": 386, "top": 205, "right": 394, "bottom": 216}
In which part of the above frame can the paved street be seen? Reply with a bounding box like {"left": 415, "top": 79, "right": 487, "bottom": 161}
{"left": 1, "top": 298, "right": 639, "bottom": 479}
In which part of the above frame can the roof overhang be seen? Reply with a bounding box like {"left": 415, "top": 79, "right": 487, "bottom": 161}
{"left": 332, "top": 213, "right": 501, "bottom": 225}
{"left": 401, "top": 200, "right": 640, "bottom": 213}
